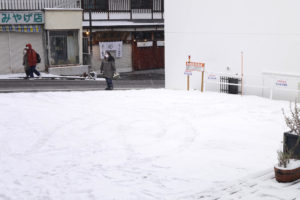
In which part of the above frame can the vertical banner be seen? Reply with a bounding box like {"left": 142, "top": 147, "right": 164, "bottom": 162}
{"left": 99, "top": 41, "right": 123, "bottom": 59}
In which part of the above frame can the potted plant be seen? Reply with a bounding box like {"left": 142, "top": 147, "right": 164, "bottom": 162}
{"left": 274, "top": 102, "right": 300, "bottom": 182}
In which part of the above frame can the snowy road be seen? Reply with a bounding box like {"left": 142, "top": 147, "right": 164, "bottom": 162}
{"left": 0, "top": 89, "right": 296, "bottom": 199}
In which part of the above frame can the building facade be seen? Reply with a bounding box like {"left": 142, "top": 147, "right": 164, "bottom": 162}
{"left": 82, "top": 0, "right": 164, "bottom": 73}
{"left": 166, "top": 0, "right": 300, "bottom": 101}
{"left": 0, "top": 0, "right": 83, "bottom": 74}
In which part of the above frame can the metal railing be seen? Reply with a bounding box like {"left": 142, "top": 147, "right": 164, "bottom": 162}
{"left": 0, "top": 0, "right": 81, "bottom": 10}
{"left": 82, "top": 0, "right": 163, "bottom": 12}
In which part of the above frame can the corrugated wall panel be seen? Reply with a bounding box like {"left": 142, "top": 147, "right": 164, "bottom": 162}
{"left": 10, "top": 32, "right": 44, "bottom": 73}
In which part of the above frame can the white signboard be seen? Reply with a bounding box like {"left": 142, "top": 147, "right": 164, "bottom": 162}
{"left": 184, "top": 71, "right": 192, "bottom": 76}
{"left": 208, "top": 74, "right": 217, "bottom": 80}
{"left": 137, "top": 41, "right": 153, "bottom": 48}
{"left": 185, "top": 62, "right": 205, "bottom": 72}
{"left": 276, "top": 80, "right": 288, "bottom": 87}
{"left": 157, "top": 41, "right": 165, "bottom": 47}
{"left": 0, "top": 11, "right": 44, "bottom": 24}
{"left": 99, "top": 41, "right": 123, "bottom": 59}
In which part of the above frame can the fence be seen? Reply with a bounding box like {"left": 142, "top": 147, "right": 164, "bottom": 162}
{"left": 220, "top": 76, "right": 241, "bottom": 94}
{"left": 204, "top": 71, "right": 300, "bottom": 101}
{"left": 0, "top": 0, "right": 81, "bottom": 10}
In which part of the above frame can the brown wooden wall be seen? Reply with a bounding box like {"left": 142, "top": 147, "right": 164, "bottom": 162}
{"left": 132, "top": 42, "right": 164, "bottom": 71}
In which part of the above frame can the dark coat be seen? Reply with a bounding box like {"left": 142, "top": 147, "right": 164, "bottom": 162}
{"left": 100, "top": 59, "right": 116, "bottom": 79}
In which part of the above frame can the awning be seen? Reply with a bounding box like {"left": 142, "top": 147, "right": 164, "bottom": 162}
{"left": 0, "top": 25, "right": 42, "bottom": 33}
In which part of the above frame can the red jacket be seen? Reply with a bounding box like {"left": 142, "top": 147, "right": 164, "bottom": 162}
{"left": 26, "top": 44, "right": 37, "bottom": 67}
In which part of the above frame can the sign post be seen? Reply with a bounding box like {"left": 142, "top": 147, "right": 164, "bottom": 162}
{"left": 201, "top": 69, "right": 204, "bottom": 92}
{"left": 187, "top": 55, "right": 191, "bottom": 91}
{"left": 184, "top": 55, "right": 205, "bottom": 92}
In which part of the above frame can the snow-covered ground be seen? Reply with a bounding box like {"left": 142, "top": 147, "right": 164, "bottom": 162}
{"left": 0, "top": 89, "right": 298, "bottom": 200}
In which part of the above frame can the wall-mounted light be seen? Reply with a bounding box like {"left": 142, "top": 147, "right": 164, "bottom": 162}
{"left": 86, "top": 31, "right": 90, "bottom": 36}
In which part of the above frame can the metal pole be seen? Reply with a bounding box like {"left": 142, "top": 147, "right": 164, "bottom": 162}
{"left": 187, "top": 55, "right": 191, "bottom": 91}
{"left": 241, "top": 51, "right": 244, "bottom": 95}
{"left": 187, "top": 75, "right": 190, "bottom": 91}
{"left": 130, "top": 0, "right": 132, "bottom": 20}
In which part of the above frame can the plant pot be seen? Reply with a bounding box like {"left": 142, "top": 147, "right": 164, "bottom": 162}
{"left": 274, "top": 165, "right": 300, "bottom": 183}
{"left": 284, "top": 132, "right": 300, "bottom": 159}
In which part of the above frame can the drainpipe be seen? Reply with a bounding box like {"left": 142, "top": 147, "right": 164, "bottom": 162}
{"left": 89, "top": 9, "right": 93, "bottom": 55}
{"left": 89, "top": 9, "right": 93, "bottom": 68}
{"left": 8, "top": 32, "right": 12, "bottom": 73}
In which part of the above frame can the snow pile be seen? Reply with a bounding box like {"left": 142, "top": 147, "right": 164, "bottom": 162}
{"left": 0, "top": 89, "right": 297, "bottom": 199}
{"left": 276, "top": 159, "right": 300, "bottom": 170}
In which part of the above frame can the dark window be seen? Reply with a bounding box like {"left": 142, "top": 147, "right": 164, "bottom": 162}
{"left": 154, "top": 31, "right": 164, "bottom": 40}
{"left": 133, "top": 32, "right": 152, "bottom": 41}
{"left": 83, "top": 0, "right": 108, "bottom": 10}
{"left": 132, "top": 0, "right": 153, "bottom": 9}
{"left": 49, "top": 31, "right": 79, "bottom": 65}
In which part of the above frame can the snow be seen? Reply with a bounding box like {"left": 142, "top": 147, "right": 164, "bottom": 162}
{"left": 276, "top": 159, "right": 300, "bottom": 170}
{"left": 0, "top": 89, "right": 298, "bottom": 200}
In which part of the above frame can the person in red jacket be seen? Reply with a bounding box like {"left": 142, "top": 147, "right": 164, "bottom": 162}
{"left": 24, "top": 43, "right": 40, "bottom": 78}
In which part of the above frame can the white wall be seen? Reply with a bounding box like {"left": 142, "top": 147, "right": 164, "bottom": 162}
{"left": 165, "top": 0, "right": 300, "bottom": 100}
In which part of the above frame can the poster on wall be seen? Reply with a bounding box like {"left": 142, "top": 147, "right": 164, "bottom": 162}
{"left": 99, "top": 41, "right": 123, "bottom": 59}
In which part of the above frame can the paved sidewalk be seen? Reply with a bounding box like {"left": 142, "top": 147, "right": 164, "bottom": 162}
{"left": 0, "top": 69, "right": 165, "bottom": 93}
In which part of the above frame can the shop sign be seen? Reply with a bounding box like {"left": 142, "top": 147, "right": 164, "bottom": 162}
{"left": 186, "top": 61, "right": 205, "bottom": 72}
{"left": 276, "top": 80, "right": 288, "bottom": 87}
{"left": 184, "top": 71, "right": 192, "bottom": 76}
{"left": 157, "top": 41, "right": 164, "bottom": 47}
{"left": 99, "top": 41, "right": 123, "bottom": 59}
{"left": 137, "top": 41, "right": 153, "bottom": 48}
{"left": 208, "top": 74, "right": 217, "bottom": 80}
{"left": 0, "top": 11, "right": 44, "bottom": 24}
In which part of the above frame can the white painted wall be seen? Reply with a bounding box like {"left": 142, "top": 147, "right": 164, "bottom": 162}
{"left": 165, "top": 0, "right": 300, "bottom": 100}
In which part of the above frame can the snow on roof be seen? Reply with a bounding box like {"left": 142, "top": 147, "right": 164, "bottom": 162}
{"left": 82, "top": 20, "right": 164, "bottom": 27}
{"left": 43, "top": 8, "right": 82, "bottom": 11}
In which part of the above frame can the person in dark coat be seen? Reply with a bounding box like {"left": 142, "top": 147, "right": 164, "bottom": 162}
{"left": 24, "top": 43, "right": 40, "bottom": 78}
{"left": 22, "top": 48, "right": 30, "bottom": 78}
{"left": 100, "top": 51, "right": 116, "bottom": 90}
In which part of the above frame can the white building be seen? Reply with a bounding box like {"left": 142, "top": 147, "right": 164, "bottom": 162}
{"left": 165, "top": 0, "right": 300, "bottom": 101}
